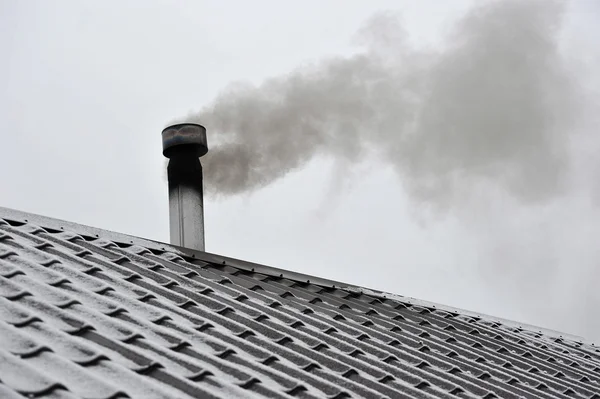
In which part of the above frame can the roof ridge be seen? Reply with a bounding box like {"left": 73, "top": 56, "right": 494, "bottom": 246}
{"left": 0, "top": 205, "right": 591, "bottom": 345}
{"left": 0, "top": 206, "right": 356, "bottom": 288}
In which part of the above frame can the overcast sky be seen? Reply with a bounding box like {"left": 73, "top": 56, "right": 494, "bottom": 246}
{"left": 2, "top": 0, "right": 599, "bottom": 342}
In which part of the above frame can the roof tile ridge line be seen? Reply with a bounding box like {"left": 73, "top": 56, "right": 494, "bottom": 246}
{"left": 0, "top": 206, "right": 516, "bottom": 320}
{"left": 350, "top": 286, "right": 591, "bottom": 345}
{"left": 320, "top": 298, "right": 600, "bottom": 386}
{"left": 319, "top": 293, "right": 580, "bottom": 387}
{"left": 3, "top": 206, "right": 593, "bottom": 346}
{"left": 354, "top": 294, "right": 600, "bottom": 371}
{"left": 2, "top": 206, "right": 407, "bottom": 303}
{"left": 0, "top": 206, "right": 364, "bottom": 291}
{"left": 0, "top": 206, "right": 178, "bottom": 254}
{"left": 436, "top": 314, "right": 600, "bottom": 372}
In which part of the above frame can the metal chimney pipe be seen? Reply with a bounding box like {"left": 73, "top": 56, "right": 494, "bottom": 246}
{"left": 162, "top": 123, "right": 208, "bottom": 251}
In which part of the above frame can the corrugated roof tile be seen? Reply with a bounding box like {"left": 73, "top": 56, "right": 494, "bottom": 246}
{"left": 1, "top": 208, "right": 599, "bottom": 398}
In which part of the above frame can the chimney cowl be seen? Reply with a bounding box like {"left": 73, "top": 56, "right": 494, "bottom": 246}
{"left": 162, "top": 122, "right": 208, "bottom": 252}
{"left": 162, "top": 123, "right": 208, "bottom": 158}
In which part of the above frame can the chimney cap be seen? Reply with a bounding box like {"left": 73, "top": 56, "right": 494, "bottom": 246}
{"left": 162, "top": 123, "right": 208, "bottom": 158}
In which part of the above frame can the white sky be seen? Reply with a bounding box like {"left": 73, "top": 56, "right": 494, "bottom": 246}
{"left": 2, "top": 0, "right": 599, "bottom": 342}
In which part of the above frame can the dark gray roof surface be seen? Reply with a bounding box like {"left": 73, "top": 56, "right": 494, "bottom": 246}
{"left": 0, "top": 207, "right": 599, "bottom": 399}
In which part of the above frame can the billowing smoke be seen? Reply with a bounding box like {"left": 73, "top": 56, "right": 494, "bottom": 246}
{"left": 185, "top": 0, "right": 579, "bottom": 211}
{"left": 180, "top": 0, "right": 600, "bottom": 340}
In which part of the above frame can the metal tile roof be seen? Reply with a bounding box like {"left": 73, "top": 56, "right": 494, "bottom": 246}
{"left": 0, "top": 207, "right": 599, "bottom": 399}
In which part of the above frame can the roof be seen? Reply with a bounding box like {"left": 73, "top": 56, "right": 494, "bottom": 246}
{"left": 0, "top": 206, "right": 599, "bottom": 399}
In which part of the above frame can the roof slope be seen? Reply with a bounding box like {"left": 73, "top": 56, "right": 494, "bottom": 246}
{"left": 0, "top": 208, "right": 599, "bottom": 399}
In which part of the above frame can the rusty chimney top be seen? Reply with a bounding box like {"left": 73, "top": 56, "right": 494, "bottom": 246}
{"left": 162, "top": 123, "right": 208, "bottom": 251}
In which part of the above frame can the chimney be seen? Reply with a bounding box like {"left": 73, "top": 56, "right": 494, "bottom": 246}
{"left": 162, "top": 123, "right": 208, "bottom": 251}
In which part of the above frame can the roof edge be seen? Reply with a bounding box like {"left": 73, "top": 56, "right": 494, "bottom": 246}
{"left": 0, "top": 205, "right": 592, "bottom": 345}
{"left": 0, "top": 206, "right": 359, "bottom": 289}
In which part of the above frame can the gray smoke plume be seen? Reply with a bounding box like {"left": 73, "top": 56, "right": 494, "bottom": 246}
{"left": 186, "top": 0, "right": 579, "bottom": 211}
{"left": 179, "top": 0, "right": 600, "bottom": 341}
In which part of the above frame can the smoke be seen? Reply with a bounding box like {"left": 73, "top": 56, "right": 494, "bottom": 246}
{"left": 186, "top": 0, "right": 580, "bottom": 212}
{"left": 180, "top": 0, "right": 600, "bottom": 340}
